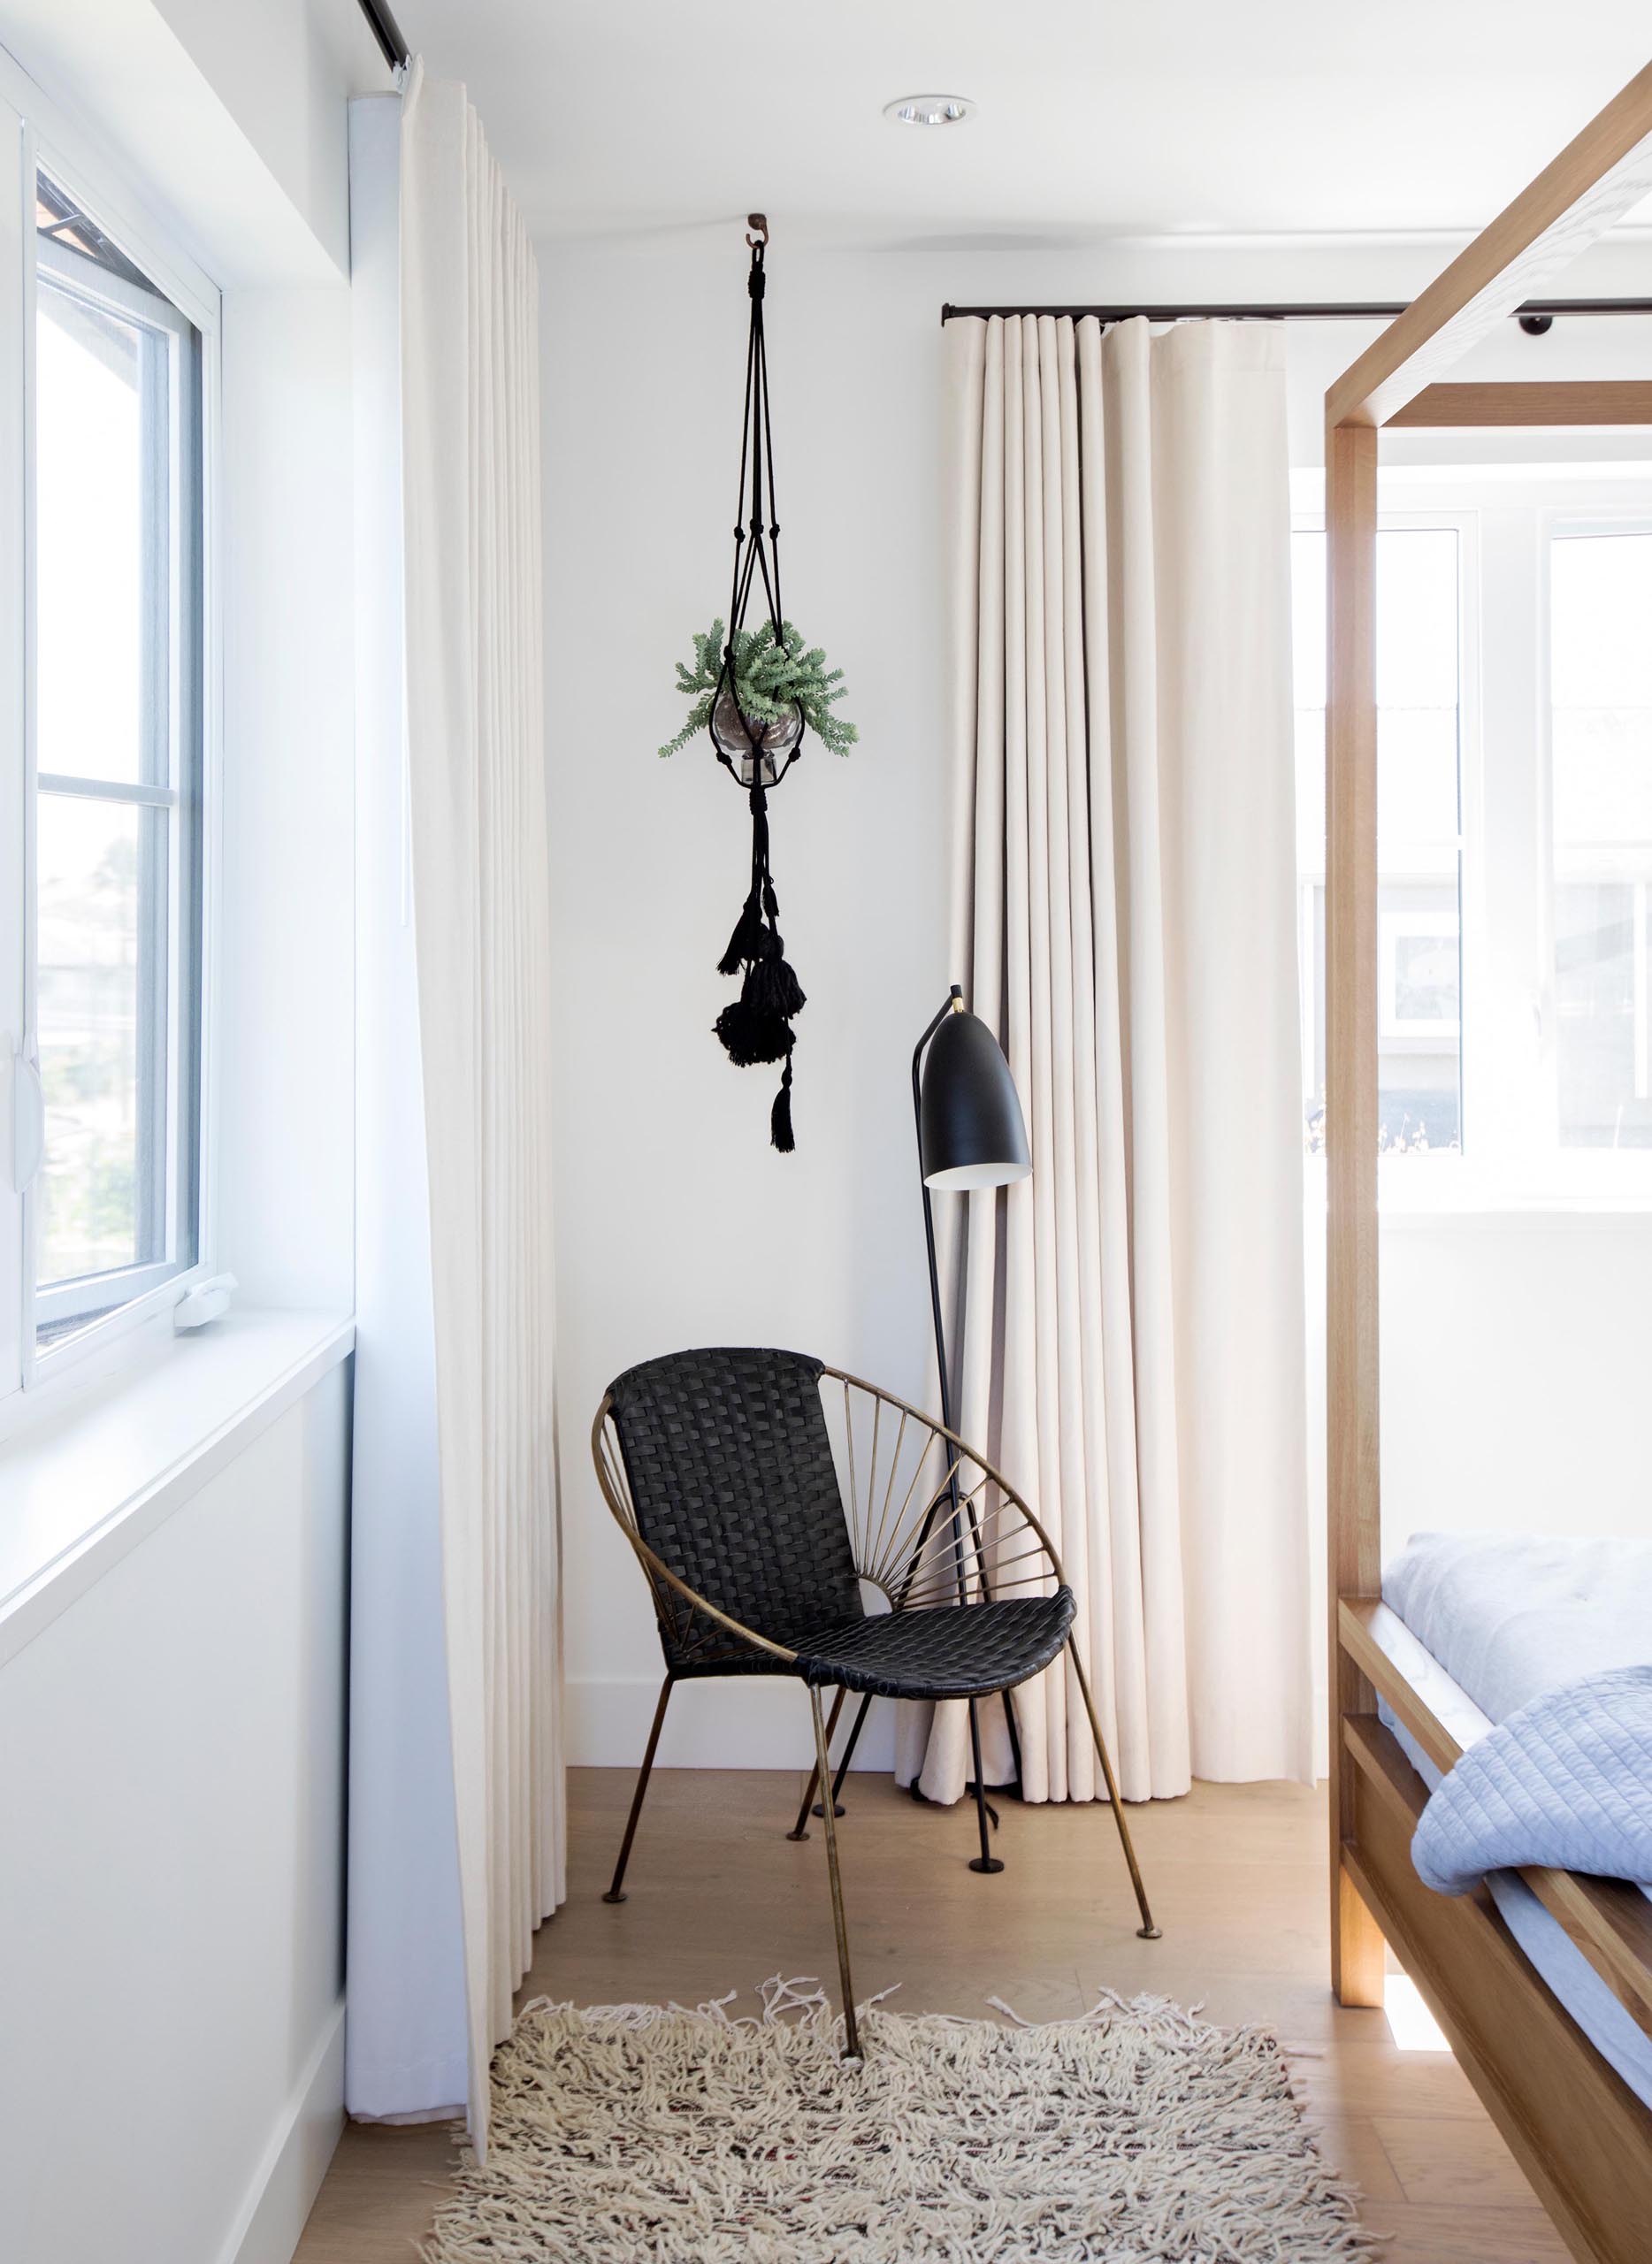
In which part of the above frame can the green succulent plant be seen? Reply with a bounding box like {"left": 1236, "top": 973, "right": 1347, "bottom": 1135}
{"left": 659, "top": 617, "right": 857, "bottom": 760}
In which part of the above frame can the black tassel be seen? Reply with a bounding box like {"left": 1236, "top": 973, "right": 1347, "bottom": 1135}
{"left": 717, "top": 891, "right": 768, "bottom": 977}
{"left": 714, "top": 995, "right": 792, "bottom": 1067}
{"left": 745, "top": 952, "right": 806, "bottom": 1020}
{"left": 714, "top": 779, "right": 801, "bottom": 1149}
{"left": 770, "top": 1055, "right": 795, "bottom": 1152}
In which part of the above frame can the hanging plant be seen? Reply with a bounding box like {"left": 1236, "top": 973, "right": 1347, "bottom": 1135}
{"left": 660, "top": 215, "right": 853, "bottom": 1154}
{"left": 659, "top": 619, "right": 856, "bottom": 765}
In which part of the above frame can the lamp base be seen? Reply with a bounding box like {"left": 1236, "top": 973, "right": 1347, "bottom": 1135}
{"left": 967, "top": 1855, "right": 1006, "bottom": 1875}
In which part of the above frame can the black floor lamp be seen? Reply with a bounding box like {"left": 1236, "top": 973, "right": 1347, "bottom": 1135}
{"left": 793, "top": 984, "right": 1034, "bottom": 1871}
{"left": 912, "top": 983, "right": 1032, "bottom": 1870}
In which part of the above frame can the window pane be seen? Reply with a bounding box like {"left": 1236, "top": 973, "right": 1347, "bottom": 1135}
{"left": 1294, "top": 524, "right": 1462, "bottom": 1152}
{"left": 1552, "top": 534, "right": 1652, "bottom": 847}
{"left": 1554, "top": 882, "right": 1651, "bottom": 1149}
{"left": 1551, "top": 532, "right": 1652, "bottom": 715}
{"left": 1291, "top": 531, "right": 1327, "bottom": 868}
{"left": 1379, "top": 882, "right": 1460, "bottom": 1151}
{"left": 35, "top": 793, "right": 166, "bottom": 1286}
{"left": 1550, "top": 533, "right": 1652, "bottom": 1150}
{"left": 36, "top": 282, "right": 156, "bottom": 785}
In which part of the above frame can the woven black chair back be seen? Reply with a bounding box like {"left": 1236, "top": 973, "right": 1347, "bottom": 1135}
{"left": 607, "top": 1348, "right": 863, "bottom": 1671}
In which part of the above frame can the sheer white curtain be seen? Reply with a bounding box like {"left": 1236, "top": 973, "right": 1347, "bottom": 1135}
{"left": 900, "top": 314, "right": 1311, "bottom": 1807}
{"left": 347, "top": 65, "right": 563, "bottom": 2157}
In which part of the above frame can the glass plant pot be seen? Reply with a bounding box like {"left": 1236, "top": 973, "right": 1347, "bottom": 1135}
{"left": 710, "top": 687, "right": 803, "bottom": 786}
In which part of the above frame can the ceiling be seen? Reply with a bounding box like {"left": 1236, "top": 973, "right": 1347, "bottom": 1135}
{"left": 391, "top": 1, "right": 1652, "bottom": 247}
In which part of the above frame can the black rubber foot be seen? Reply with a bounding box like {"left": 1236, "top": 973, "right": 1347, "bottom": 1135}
{"left": 1137, "top": 1924, "right": 1162, "bottom": 1939}
{"left": 968, "top": 1855, "right": 1006, "bottom": 1874}
{"left": 784, "top": 1828, "right": 809, "bottom": 1842}
{"left": 601, "top": 1890, "right": 627, "bottom": 1904}
{"left": 811, "top": 1801, "right": 846, "bottom": 1819}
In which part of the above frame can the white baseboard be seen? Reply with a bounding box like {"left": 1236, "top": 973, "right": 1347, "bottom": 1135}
{"left": 219, "top": 2002, "right": 346, "bottom": 2264}
{"left": 567, "top": 1673, "right": 898, "bottom": 1773}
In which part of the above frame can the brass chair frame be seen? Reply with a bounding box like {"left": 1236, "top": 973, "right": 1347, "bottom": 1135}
{"left": 591, "top": 1362, "right": 1158, "bottom": 2058}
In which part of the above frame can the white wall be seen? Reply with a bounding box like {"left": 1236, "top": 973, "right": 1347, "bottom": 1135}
{"left": 0, "top": 1364, "right": 351, "bottom": 2264}
{"left": 0, "top": 17, "right": 364, "bottom": 2262}
{"left": 541, "top": 231, "right": 1652, "bottom": 1776}
{"left": 0, "top": 0, "right": 388, "bottom": 285}
{"left": 1379, "top": 1214, "right": 1652, "bottom": 1550}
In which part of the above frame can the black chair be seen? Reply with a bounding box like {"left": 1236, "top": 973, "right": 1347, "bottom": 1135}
{"left": 591, "top": 1346, "right": 1159, "bottom": 2058}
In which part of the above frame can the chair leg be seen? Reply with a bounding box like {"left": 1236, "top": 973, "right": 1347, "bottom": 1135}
{"left": 967, "top": 1696, "right": 1005, "bottom": 1874}
{"left": 999, "top": 1685, "right": 1025, "bottom": 1794}
{"left": 809, "top": 1683, "right": 861, "bottom": 2060}
{"left": 787, "top": 1686, "right": 847, "bottom": 1840}
{"left": 824, "top": 1690, "right": 874, "bottom": 1812}
{"left": 602, "top": 1673, "right": 675, "bottom": 1904}
{"left": 1067, "top": 1636, "right": 1160, "bottom": 1939}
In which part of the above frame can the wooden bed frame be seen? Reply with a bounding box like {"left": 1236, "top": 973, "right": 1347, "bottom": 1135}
{"left": 1325, "top": 58, "right": 1652, "bottom": 2264}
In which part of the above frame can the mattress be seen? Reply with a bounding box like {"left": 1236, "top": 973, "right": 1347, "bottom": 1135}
{"left": 1380, "top": 1530, "right": 1652, "bottom": 2107}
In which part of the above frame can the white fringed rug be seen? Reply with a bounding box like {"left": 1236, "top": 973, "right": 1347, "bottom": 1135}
{"left": 422, "top": 1979, "right": 1375, "bottom": 2263}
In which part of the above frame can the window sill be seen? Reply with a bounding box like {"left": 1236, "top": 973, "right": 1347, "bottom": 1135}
{"left": 0, "top": 1306, "right": 354, "bottom": 1669}
{"left": 1374, "top": 1197, "right": 1652, "bottom": 1229}
{"left": 1302, "top": 1155, "right": 1652, "bottom": 1224}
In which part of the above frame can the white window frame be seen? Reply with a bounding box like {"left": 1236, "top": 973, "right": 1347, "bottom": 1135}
{"left": 0, "top": 54, "right": 222, "bottom": 1419}
{"left": 1295, "top": 463, "right": 1652, "bottom": 1210}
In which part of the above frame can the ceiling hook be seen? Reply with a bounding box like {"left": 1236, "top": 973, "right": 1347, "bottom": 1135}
{"left": 746, "top": 211, "right": 769, "bottom": 248}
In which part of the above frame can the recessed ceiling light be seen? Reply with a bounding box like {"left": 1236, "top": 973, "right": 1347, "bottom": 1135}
{"left": 883, "top": 94, "right": 975, "bottom": 127}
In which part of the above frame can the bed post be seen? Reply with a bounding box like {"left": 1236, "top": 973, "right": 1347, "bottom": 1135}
{"left": 1312, "top": 59, "right": 1652, "bottom": 2259}
{"left": 1321, "top": 57, "right": 1652, "bottom": 2017}
{"left": 1325, "top": 417, "right": 1385, "bottom": 2009}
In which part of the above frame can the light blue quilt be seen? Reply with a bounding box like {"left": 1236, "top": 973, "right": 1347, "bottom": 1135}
{"left": 1412, "top": 1663, "right": 1652, "bottom": 1896}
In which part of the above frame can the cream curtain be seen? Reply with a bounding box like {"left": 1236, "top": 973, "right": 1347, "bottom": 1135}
{"left": 397, "top": 62, "right": 563, "bottom": 2151}
{"left": 899, "top": 314, "right": 1311, "bottom": 1807}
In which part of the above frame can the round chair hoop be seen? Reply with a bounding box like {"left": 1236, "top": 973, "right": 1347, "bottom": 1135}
{"left": 590, "top": 1357, "right": 1065, "bottom": 1679}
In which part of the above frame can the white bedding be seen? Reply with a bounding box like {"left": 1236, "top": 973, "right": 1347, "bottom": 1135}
{"left": 1380, "top": 1530, "right": 1652, "bottom": 2107}
{"left": 1382, "top": 1531, "right": 1652, "bottom": 1718}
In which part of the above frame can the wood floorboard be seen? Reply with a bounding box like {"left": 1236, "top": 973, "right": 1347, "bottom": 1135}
{"left": 294, "top": 1763, "right": 1568, "bottom": 2262}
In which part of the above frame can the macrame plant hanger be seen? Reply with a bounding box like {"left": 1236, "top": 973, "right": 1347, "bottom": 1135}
{"left": 709, "top": 213, "right": 807, "bottom": 1151}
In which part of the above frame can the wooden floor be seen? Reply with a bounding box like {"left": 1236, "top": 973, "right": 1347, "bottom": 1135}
{"left": 295, "top": 1764, "right": 1571, "bottom": 2263}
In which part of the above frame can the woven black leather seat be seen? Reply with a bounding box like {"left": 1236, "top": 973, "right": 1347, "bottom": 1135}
{"left": 592, "top": 1346, "right": 1159, "bottom": 2060}
{"left": 792, "top": 1591, "right": 1075, "bottom": 1699}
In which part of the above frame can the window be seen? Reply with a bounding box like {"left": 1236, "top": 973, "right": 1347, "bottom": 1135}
{"left": 1549, "top": 529, "right": 1652, "bottom": 1150}
{"left": 1295, "top": 469, "right": 1652, "bottom": 1196}
{"left": 2, "top": 119, "right": 214, "bottom": 1403}
{"left": 1294, "top": 522, "right": 1465, "bottom": 1153}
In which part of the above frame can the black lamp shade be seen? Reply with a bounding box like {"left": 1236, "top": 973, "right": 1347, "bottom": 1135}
{"left": 919, "top": 1010, "right": 1031, "bottom": 1191}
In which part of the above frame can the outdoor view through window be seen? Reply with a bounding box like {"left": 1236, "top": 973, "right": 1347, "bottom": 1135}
{"left": 1294, "top": 524, "right": 1464, "bottom": 1154}
{"left": 1551, "top": 531, "right": 1652, "bottom": 1149}
{"left": 1294, "top": 493, "right": 1652, "bottom": 1174}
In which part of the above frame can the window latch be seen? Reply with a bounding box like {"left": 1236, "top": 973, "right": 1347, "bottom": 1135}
{"left": 173, "top": 1274, "right": 237, "bottom": 1332}
{"left": 9, "top": 1036, "right": 43, "bottom": 1196}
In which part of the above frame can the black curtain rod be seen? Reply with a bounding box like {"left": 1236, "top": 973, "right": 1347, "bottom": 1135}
{"left": 941, "top": 296, "right": 1652, "bottom": 329}
{"left": 356, "top": 0, "right": 409, "bottom": 71}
